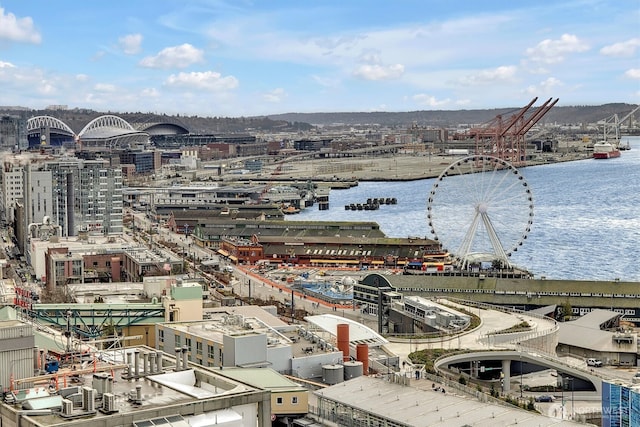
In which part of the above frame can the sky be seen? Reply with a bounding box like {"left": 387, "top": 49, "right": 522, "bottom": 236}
{"left": 0, "top": 1, "right": 639, "bottom": 117}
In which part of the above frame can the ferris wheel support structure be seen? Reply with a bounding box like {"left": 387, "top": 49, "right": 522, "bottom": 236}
{"left": 457, "top": 209, "right": 512, "bottom": 269}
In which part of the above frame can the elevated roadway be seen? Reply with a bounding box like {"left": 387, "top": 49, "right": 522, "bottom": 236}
{"left": 435, "top": 350, "right": 606, "bottom": 395}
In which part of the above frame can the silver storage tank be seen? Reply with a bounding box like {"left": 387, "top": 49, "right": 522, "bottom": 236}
{"left": 322, "top": 364, "right": 344, "bottom": 385}
{"left": 343, "top": 360, "right": 363, "bottom": 380}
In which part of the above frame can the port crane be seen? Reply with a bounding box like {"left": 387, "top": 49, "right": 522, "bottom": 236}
{"left": 598, "top": 105, "right": 640, "bottom": 142}
{"left": 468, "top": 97, "right": 559, "bottom": 166}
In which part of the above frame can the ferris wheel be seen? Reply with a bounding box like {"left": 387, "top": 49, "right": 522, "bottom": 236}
{"left": 426, "top": 155, "right": 534, "bottom": 269}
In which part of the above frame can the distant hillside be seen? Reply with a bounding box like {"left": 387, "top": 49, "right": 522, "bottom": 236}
{"left": 266, "top": 103, "right": 639, "bottom": 127}
{"left": 1, "top": 103, "right": 637, "bottom": 133}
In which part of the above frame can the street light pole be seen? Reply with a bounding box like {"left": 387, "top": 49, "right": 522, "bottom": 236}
{"left": 571, "top": 378, "right": 574, "bottom": 420}
{"left": 560, "top": 374, "right": 564, "bottom": 420}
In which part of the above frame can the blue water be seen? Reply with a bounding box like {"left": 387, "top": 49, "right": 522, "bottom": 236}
{"left": 291, "top": 137, "right": 640, "bottom": 281}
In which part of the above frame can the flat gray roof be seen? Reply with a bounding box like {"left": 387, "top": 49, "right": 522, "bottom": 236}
{"left": 316, "top": 376, "right": 586, "bottom": 426}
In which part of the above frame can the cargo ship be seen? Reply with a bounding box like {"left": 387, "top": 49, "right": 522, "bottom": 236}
{"left": 592, "top": 140, "right": 621, "bottom": 159}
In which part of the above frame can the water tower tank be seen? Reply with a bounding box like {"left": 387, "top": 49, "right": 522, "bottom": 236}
{"left": 322, "top": 364, "right": 344, "bottom": 385}
{"left": 343, "top": 360, "right": 363, "bottom": 380}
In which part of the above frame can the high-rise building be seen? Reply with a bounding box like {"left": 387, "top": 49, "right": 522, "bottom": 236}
{"left": 1, "top": 155, "right": 123, "bottom": 248}
{"left": 0, "top": 115, "right": 28, "bottom": 151}
{"left": 45, "top": 157, "right": 123, "bottom": 236}
{"left": 602, "top": 380, "right": 640, "bottom": 427}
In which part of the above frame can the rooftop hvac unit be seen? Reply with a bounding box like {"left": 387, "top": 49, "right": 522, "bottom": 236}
{"left": 82, "top": 386, "right": 95, "bottom": 412}
{"left": 62, "top": 399, "right": 73, "bottom": 416}
{"left": 103, "top": 393, "right": 116, "bottom": 413}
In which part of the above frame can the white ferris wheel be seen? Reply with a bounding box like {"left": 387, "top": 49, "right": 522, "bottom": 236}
{"left": 426, "top": 155, "right": 534, "bottom": 269}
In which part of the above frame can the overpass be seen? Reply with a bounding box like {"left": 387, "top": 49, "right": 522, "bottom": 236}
{"left": 435, "top": 349, "right": 607, "bottom": 396}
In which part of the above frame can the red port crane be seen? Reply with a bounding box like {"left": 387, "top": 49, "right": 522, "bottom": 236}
{"left": 469, "top": 97, "right": 559, "bottom": 166}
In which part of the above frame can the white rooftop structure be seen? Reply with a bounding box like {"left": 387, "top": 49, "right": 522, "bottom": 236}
{"left": 304, "top": 313, "right": 388, "bottom": 347}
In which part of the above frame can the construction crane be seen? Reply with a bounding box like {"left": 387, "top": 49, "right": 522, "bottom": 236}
{"left": 469, "top": 97, "right": 559, "bottom": 165}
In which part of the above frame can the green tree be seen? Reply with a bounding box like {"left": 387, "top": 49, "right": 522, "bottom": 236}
{"left": 561, "top": 300, "right": 572, "bottom": 321}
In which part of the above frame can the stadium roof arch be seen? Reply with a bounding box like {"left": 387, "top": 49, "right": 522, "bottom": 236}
{"left": 78, "top": 114, "right": 150, "bottom": 150}
{"left": 126, "top": 114, "right": 190, "bottom": 135}
{"left": 141, "top": 122, "right": 190, "bottom": 135}
{"left": 26, "top": 115, "right": 77, "bottom": 148}
{"left": 27, "top": 116, "right": 76, "bottom": 137}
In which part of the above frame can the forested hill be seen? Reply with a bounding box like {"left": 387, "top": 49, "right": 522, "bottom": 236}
{"left": 267, "top": 103, "right": 638, "bottom": 127}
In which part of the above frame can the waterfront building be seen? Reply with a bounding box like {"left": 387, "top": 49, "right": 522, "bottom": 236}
{"left": 168, "top": 215, "right": 444, "bottom": 266}
{"left": 356, "top": 273, "right": 640, "bottom": 331}
{"left": 557, "top": 309, "right": 637, "bottom": 366}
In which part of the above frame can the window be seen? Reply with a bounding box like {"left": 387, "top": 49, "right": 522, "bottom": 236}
{"left": 175, "top": 335, "right": 181, "bottom": 347}
{"left": 276, "top": 397, "right": 283, "bottom": 405}
{"left": 186, "top": 337, "right": 192, "bottom": 351}
{"left": 196, "top": 341, "right": 202, "bottom": 357}
{"left": 291, "top": 396, "right": 298, "bottom": 404}
{"left": 207, "top": 345, "right": 215, "bottom": 359}
{"left": 158, "top": 329, "right": 164, "bottom": 343}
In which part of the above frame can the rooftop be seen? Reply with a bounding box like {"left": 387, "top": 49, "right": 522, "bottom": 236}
{"left": 304, "top": 313, "right": 388, "bottom": 348}
{"left": 4, "top": 346, "right": 266, "bottom": 427}
{"left": 316, "top": 375, "right": 587, "bottom": 427}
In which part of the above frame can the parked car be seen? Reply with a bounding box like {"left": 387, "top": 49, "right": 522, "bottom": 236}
{"left": 587, "top": 358, "right": 603, "bottom": 367}
{"left": 535, "top": 395, "right": 555, "bottom": 402}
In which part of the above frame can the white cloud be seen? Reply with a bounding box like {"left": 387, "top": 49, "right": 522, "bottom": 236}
{"left": 164, "top": 71, "right": 239, "bottom": 91}
{"left": 94, "top": 83, "right": 117, "bottom": 92}
{"left": 37, "top": 82, "right": 55, "bottom": 95}
{"left": 262, "top": 88, "right": 286, "bottom": 103}
{"left": 524, "top": 77, "right": 563, "bottom": 95}
{"left": 140, "top": 43, "right": 204, "bottom": 69}
{"left": 458, "top": 66, "right": 517, "bottom": 86}
{"left": 119, "top": 33, "right": 143, "bottom": 55}
{"left": 0, "top": 61, "right": 16, "bottom": 68}
{"left": 412, "top": 94, "right": 450, "bottom": 107}
{"left": 600, "top": 38, "right": 640, "bottom": 57}
{"left": 525, "top": 34, "right": 589, "bottom": 64}
{"left": 625, "top": 69, "right": 640, "bottom": 79}
{"left": 312, "top": 74, "right": 341, "bottom": 88}
{"left": 141, "top": 87, "right": 160, "bottom": 97}
{"left": 352, "top": 64, "right": 404, "bottom": 81}
{"left": 357, "top": 51, "right": 382, "bottom": 65}
{"left": 75, "top": 74, "right": 89, "bottom": 82}
{"left": 0, "top": 7, "right": 41, "bottom": 43}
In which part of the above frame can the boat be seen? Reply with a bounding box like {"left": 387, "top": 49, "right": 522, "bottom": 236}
{"left": 619, "top": 141, "right": 631, "bottom": 151}
{"left": 592, "top": 140, "right": 621, "bottom": 159}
